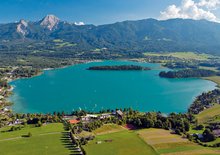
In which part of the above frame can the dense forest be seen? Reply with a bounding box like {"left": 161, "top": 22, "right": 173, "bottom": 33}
{"left": 188, "top": 89, "right": 220, "bottom": 114}
{"left": 159, "top": 69, "right": 217, "bottom": 78}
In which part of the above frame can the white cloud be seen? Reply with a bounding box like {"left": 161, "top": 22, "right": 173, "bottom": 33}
{"left": 198, "top": 0, "right": 220, "bottom": 10}
{"left": 74, "top": 22, "right": 85, "bottom": 26}
{"left": 160, "top": 0, "right": 220, "bottom": 22}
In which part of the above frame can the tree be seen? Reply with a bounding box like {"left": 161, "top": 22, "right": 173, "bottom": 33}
{"left": 184, "top": 120, "right": 190, "bottom": 132}
{"left": 175, "top": 129, "right": 181, "bottom": 135}
{"left": 203, "top": 129, "right": 216, "bottom": 142}
{"left": 196, "top": 124, "right": 204, "bottom": 130}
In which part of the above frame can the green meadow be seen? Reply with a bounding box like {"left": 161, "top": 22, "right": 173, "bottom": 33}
{"left": 0, "top": 123, "right": 71, "bottom": 155}
{"left": 196, "top": 104, "right": 220, "bottom": 124}
{"left": 144, "top": 52, "right": 212, "bottom": 61}
{"left": 0, "top": 123, "right": 220, "bottom": 155}
{"left": 84, "top": 130, "right": 158, "bottom": 155}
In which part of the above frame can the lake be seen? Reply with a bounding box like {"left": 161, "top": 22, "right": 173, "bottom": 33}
{"left": 9, "top": 61, "right": 217, "bottom": 113}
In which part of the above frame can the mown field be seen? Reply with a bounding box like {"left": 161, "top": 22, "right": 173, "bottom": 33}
{"left": 138, "top": 128, "right": 220, "bottom": 155}
{"left": 93, "top": 123, "right": 125, "bottom": 135}
{"left": 0, "top": 123, "right": 220, "bottom": 155}
{"left": 83, "top": 124, "right": 220, "bottom": 155}
{"left": 84, "top": 130, "right": 158, "bottom": 155}
{"left": 196, "top": 104, "right": 220, "bottom": 124}
{"left": 0, "top": 123, "right": 71, "bottom": 155}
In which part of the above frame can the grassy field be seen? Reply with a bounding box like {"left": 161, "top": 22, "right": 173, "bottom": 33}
{"left": 56, "top": 42, "right": 77, "bottom": 48}
{"left": 187, "top": 127, "right": 204, "bottom": 134}
{"left": 84, "top": 130, "right": 158, "bottom": 155}
{"left": 138, "top": 128, "right": 220, "bottom": 155}
{"left": 0, "top": 123, "right": 219, "bottom": 155}
{"left": 0, "top": 123, "right": 72, "bottom": 155}
{"left": 144, "top": 52, "right": 212, "bottom": 60}
{"left": 93, "top": 124, "right": 125, "bottom": 135}
{"left": 85, "top": 127, "right": 220, "bottom": 155}
{"left": 196, "top": 104, "right": 220, "bottom": 124}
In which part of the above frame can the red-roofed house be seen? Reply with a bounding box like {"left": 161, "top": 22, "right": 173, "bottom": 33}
{"left": 69, "top": 119, "right": 80, "bottom": 124}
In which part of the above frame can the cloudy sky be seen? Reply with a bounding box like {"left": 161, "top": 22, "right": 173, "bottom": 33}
{"left": 0, "top": 0, "right": 220, "bottom": 24}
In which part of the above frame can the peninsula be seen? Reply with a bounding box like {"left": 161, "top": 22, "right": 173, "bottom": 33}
{"left": 87, "top": 65, "right": 151, "bottom": 71}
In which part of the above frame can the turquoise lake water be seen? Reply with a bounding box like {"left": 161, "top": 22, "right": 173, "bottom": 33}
{"left": 9, "top": 61, "right": 217, "bottom": 113}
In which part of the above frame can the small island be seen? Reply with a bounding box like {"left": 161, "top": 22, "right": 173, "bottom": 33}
{"left": 87, "top": 65, "right": 151, "bottom": 71}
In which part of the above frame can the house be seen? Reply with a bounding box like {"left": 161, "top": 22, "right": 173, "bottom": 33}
{"left": 3, "top": 108, "right": 9, "bottom": 112}
{"left": 193, "top": 133, "right": 203, "bottom": 139}
{"left": 81, "top": 114, "right": 98, "bottom": 122}
{"left": 99, "top": 113, "right": 111, "bottom": 119}
{"left": 197, "top": 134, "right": 204, "bottom": 139}
{"left": 69, "top": 119, "right": 80, "bottom": 124}
{"left": 86, "top": 114, "right": 98, "bottom": 119}
{"left": 63, "top": 115, "right": 78, "bottom": 120}
{"left": 14, "top": 119, "right": 22, "bottom": 125}
{"left": 217, "top": 98, "right": 220, "bottom": 104}
{"left": 213, "top": 129, "right": 220, "bottom": 138}
{"left": 116, "top": 110, "right": 124, "bottom": 119}
{"left": 204, "top": 104, "right": 212, "bottom": 109}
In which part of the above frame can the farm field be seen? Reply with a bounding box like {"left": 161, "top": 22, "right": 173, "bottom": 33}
{"left": 144, "top": 52, "right": 212, "bottom": 60}
{"left": 0, "top": 123, "right": 71, "bottom": 155}
{"left": 138, "top": 128, "right": 220, "bottom": 155}
{"left": 196, "top": 104, "right": 220, "bottom": 124}
{"left": 84, "top": 126, "right": 157, "bottom": 155}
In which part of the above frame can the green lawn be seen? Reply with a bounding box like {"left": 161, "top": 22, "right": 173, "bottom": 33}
{"left": 188, "top": 127, "right": 204, "bottom": 134}
{"left": 0, "top": 123, "right": 72, "bottom": 155}
{"left": 84, "top": 130, "right": 158, "bottom": 155}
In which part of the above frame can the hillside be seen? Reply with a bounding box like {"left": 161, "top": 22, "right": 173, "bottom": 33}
{"left": 1, "top": 15, "right": 220, "bottom": 59}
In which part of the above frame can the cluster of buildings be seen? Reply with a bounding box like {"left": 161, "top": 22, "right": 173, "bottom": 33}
{"left": 65, "top": 110, "right": 124, "bottom": 125}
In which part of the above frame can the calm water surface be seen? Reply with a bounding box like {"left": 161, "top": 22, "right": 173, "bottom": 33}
{"left": 9, "top": 61, "right": 217, "bottom": 113}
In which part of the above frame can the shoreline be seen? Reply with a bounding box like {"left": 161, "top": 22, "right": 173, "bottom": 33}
{"left": 5, "top": 59, "right": 103, "bottom": 111}
{"left": 4, "top": 59, "right": 219, "bottom": 114}
{"left": 202, "top": 76, "right": 220, "bottom": 88}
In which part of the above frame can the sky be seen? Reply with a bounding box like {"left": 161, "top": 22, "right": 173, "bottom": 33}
{"left": 0, "top": 0, "right": 220, "bottom": 25}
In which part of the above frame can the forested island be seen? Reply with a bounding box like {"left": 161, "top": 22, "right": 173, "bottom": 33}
{"left": 159, "top": 69, "right": 217, "bottom": 78}
{"left": 87, "top": 65, "right": 151, "bottom": 71}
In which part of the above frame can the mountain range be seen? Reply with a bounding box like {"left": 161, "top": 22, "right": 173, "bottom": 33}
{"left": 1, "top": 14, "right": 220, "bottom": 58}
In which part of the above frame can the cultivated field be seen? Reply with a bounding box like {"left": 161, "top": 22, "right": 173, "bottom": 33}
{"left": 0, "top": 123, "right": 71, "bottom": 155}
{"left": 144, "top": 52, "right": 212, "bottom": 61}
{"left": 196, "top": 104, "right": 220, "bottom": 124}
{"left": 138, "top": 128, "right": 220, "bottom": 155}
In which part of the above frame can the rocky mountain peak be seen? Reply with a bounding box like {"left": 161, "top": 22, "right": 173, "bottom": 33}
{"left": 16, "top": 19, "right": 28, "bottom": 36}
{"left": 40, "top": 14, "right": 60, "bottom": 30}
